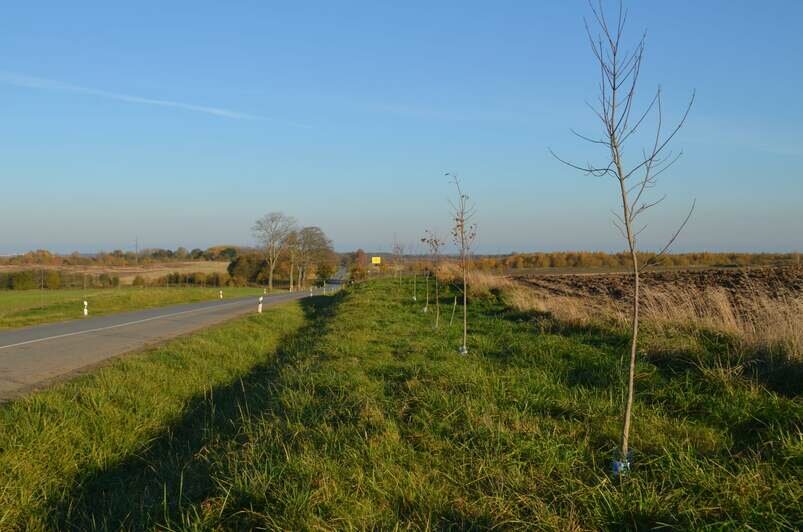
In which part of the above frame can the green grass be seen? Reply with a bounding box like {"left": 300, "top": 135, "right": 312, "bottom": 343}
{"left": 0, "top": 279, "right": 800, "bottom": 529}
{"left": 0, "top": 286, "right": 268, "bottom": 329}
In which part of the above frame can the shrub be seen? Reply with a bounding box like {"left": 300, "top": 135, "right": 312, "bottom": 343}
{"left": 227, "top": 254, "right": 265, "bottom": 284}
{"left": 44, "top": 271, "right": 61, "bottom": 289}
{"left": 10, "top": 271, "right": 36, "bottom": 290}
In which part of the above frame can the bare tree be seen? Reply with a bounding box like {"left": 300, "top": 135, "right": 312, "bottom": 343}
{"left": 253, "top": 212, "right": 297, "bottom": 291}
{"left": 285, "top": 230, "right": 299, "bottom": 291}
{"left": 296, "top": 226, "right": 333, "bottom": 288}
{"left": 448, "top": 174, "right": 477, "bottom": 355}
{"left": 551, "top": 0, "right": 695, "bottom": 474}
{"left": 392, "top": 236, "right": 405, "bottom": 287}
{"left": 421, "top": 229, "right": 445, "bottom": 328}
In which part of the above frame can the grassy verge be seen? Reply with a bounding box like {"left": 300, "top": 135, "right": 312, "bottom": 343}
{"left": 0, "top": 297, "right": 319, "bottom": 529}
{"left": 0, "top": 286, "right": 268, "bottom": 329}
{"left": 0, "top": 279, "right": 800, "bottom": 529}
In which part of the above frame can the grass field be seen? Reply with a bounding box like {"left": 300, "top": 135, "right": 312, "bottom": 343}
{"left": 0, "top": 286, "right": 267, "bottom": 330}
{"left": 0, "top": 278, "right": 800, "bottom": 529}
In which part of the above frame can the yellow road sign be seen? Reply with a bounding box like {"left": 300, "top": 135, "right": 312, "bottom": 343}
{"left": 371, "top": 256, "right": 382, "bottom": 265}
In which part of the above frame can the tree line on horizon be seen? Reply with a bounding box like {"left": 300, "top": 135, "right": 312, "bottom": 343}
{"left": 0, "top": 246, "right": 248, "bottom": 267}
{"left": 344, "top": 250, "right": 800, "bottom": 278}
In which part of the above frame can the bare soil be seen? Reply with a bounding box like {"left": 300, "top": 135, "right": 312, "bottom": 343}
{"left": 516, "top": 266, "right": 803, "bottom": 302}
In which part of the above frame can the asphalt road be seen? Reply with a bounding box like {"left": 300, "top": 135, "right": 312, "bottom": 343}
{"left": 0, "top": 288, "right": 328, "bottom": 400}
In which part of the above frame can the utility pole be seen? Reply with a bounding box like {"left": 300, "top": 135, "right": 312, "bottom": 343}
{"left": 135, "top": 237, "right": 139, "bottom": 266}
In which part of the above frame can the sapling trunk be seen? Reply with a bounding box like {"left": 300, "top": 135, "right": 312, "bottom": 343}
{"left": 424, "top": 273, "right": 430, "bottom": 313}
{"left": 461, "top": 256, "right": 468, "bottom": 354}
{"left": 434, "top": 275, "right": 440, "bottom": 328}
{"left": 616, "top": 147, "right": 639, "bottom": 464}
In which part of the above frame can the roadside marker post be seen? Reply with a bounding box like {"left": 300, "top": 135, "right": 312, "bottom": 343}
{"left": 258, "top": 296, "right": 263, "bottom": 314}
{"left": 219, "top": 290, "right": 223, "bottom": 300}
{"left": 309, "top": 287, "right": 313, "bottom": 298}
{"left": 83, "top": 301, "right": 88, "bottom": 317}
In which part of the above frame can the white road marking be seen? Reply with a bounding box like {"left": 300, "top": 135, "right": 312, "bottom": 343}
{"left": 0, "top": 296, "right": 293, "bottom": 351}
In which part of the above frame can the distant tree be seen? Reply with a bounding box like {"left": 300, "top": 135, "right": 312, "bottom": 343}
{"left": 218, "top": 247, "right": 239, "bottom": 261}
{"left": 448, "top": 174, "right": 477, "bottom": 355}
{"left": 349, "top": 248, "right": 369, "bottom": 281}
{"left": 551, "top": 0, "right": 695, "bottom": 474}
{"left": 227, "top": 254, "right": 265, "bottom": 284}
{"left": 296, "top": 226, "right": 333, "bottom": 288}
{"left": 45, "top": 270, "right": 61, "bottom": 289}
{"left": 132, "top": 275, "right": 146, "bottom": 287}
{"left": 317, "top": 262, "right": 335, "bottom": 282}
{"left": 253, "top": 212, "right": 297, "bottom": 290}
{"left": 392, "top": 236, "right": 405, "bottom": 287}
{"left": 285, "top": 230, "right": 300, "bottom": 291}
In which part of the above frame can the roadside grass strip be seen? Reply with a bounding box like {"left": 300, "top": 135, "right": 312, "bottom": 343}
{"left": 0, "top": 279, "right": 800, "bottom": 529}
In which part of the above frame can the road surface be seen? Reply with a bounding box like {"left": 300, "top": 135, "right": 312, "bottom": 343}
{"left": 0, "top": 288, "right": 330, "bottom": 400}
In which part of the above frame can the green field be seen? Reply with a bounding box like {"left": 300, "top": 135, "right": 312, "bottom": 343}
{"left": 0, "top": 286, "right": 269, "bottom": 330}
{"left": 0, "top": 279, "right": 800, "bottom": 529}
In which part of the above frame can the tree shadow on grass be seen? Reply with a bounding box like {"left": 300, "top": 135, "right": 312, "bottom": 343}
{"left": 45, "top": 293, "right": 344, "bottom": 531}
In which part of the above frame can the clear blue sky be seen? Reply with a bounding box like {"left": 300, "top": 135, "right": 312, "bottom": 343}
{"left": 1, "top": 1, "right": 801, "bottom": 254}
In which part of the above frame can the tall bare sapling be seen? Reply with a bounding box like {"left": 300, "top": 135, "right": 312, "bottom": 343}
{"left": 552, "top": 0, "right": 695, "bottom": 473}
{"left": 422, "top": 229, "right": 444, "bottom": 328}
{"left": 448, "top": 174, "right": 477, "bottom": 355}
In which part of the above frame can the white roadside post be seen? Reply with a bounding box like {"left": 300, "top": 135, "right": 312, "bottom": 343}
{"left": 219, "top": 290, "right": 223, "bottom": 300}
{"left": 309, "top": 286, "right": 313, "bottom": 298}
{"left": 258, "top": 296, "right": 264, "bottom": 314}
{"left": 83, "top": 300, "right": 88, "bottom": 317}
{"left": 323, "top": 281, "right": 327, "bottom": 295}
{"left": 263, "top": 288, "right": 267, "bottom": 295}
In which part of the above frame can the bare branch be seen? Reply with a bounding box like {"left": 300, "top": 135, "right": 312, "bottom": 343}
{"left": 640, "top": 199, "right": 697, "bottom": 271}
{"left": 549, "top": 148, "right": 616, "bottom": 177}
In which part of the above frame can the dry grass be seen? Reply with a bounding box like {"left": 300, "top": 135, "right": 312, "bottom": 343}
{"left": 464, "top": 271, "right": 802, "bottom": 360}
{"left": 640, "top": 286, "right": 802, "bottom": 358}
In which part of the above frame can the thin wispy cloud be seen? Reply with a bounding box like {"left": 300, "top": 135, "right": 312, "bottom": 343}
{"left": 0, "top": 71, "right": 261, "bottom": 121}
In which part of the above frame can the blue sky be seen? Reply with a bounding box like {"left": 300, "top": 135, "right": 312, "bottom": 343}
{"left": 1, "top": 1, "right": 801, "bottom": 254}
